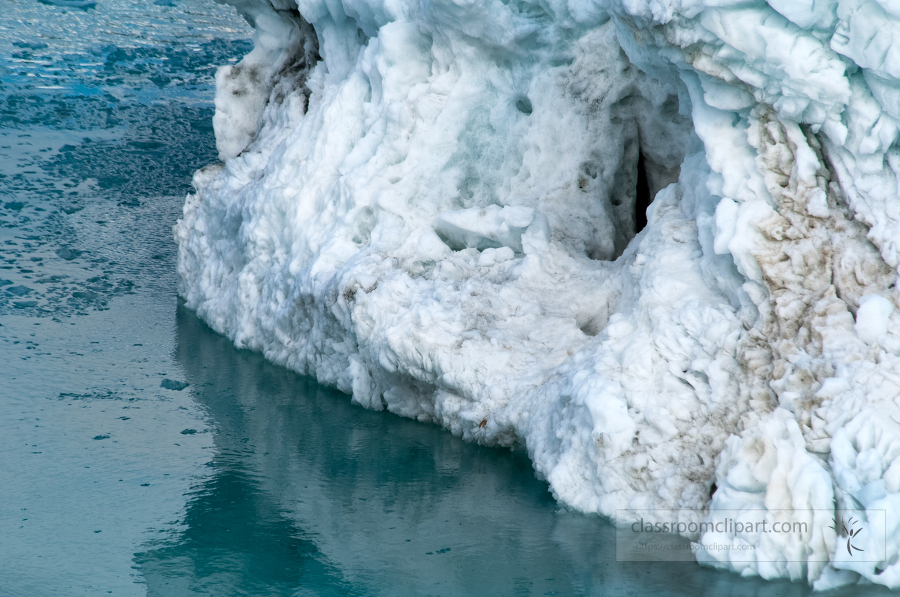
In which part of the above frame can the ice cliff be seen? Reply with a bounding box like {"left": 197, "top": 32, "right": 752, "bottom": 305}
{"left": 174, "top": 0, "right": 900, "bottom": 587}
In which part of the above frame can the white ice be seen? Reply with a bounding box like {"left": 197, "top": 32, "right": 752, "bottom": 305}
{"left": 175, "top": 0, "right": 900, "bottom": 587}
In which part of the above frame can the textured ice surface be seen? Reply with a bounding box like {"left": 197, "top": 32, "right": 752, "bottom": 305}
{"left": 175, "top": 0, "right": 900, "bottom": 586}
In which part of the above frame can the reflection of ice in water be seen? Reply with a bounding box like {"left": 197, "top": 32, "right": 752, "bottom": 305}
{"left": 132, "top": 306, "right": 847, "bottom": 596}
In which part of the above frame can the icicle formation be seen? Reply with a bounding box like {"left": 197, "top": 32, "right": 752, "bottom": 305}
{"left": 175, "top": 0, "right": 900, "bottom": 587}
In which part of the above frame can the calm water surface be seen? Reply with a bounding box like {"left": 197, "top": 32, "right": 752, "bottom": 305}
{"left": 0, "top": 1, "right": 893, "bottom": 595}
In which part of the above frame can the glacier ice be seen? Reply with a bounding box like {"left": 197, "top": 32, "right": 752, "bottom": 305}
{"left": 175, "top": 0, "right": 900, "bottom": 587}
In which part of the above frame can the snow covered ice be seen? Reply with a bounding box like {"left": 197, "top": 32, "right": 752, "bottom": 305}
{"left": 175, "top": 0, "right": 900, "bottom": 587}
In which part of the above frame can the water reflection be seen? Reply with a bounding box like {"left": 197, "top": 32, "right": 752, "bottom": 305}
{"left": 133, "top": 305, "right": 898, "bottom": 596}
{"left": 137, "top": 456, "right": 356, "bottom": 596}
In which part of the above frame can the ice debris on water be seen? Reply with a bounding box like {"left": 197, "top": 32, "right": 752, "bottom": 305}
{"left": 160, "top": 379, "right": 189, "bottom": 391}
{"left": 174, "top": 0, "right": 900, "bottom": 587}
{"left": 56, "top": 248, "right": 83, "bottom": 261}
{"left": 6, "top": 285, "right": 33, "bottom": 297}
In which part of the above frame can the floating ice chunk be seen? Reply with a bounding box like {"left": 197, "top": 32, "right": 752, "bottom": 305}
{"left": 434, "top": 205, "right": 536, "bottom": 254}
{"left": 855, "top": 294, "right": 894, "bottom": 344}
{"left": 161, "top": 379, "right": 189, "bottom": 391}
{"left": 178, "top": 0, "right": 900, "bottom": 587}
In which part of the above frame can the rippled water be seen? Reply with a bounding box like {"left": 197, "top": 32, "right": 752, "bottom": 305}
{"left": 0, "top": 1, "right": 894, "bottom": 595}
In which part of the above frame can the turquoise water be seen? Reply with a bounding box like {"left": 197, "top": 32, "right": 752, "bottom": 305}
{"left": 0, "top": 1, "right": 894, "bottom": 595}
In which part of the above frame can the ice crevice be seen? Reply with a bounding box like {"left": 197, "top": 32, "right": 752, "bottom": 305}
{"left": 174, "top": 0, "right": 900, "bottom": 587}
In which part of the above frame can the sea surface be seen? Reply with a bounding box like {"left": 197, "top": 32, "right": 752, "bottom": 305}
{"left": 0, "top": 1, "right": 893, "bottom": 595}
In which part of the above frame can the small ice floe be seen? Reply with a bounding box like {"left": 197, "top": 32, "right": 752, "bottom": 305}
{"left": 160, "top": 379, "right": 189, "bottom": 391}
{"left": 37, "top": 0, "right": 97, "bottom": 9}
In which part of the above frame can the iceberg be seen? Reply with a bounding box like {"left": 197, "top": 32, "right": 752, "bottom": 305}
{"left": 174, "top": 0, "right": 900, "bottom": 587}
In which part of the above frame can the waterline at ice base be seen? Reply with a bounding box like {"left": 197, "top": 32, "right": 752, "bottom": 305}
{"left": 174, "top": 0, "right": 900, "bottom": 587}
